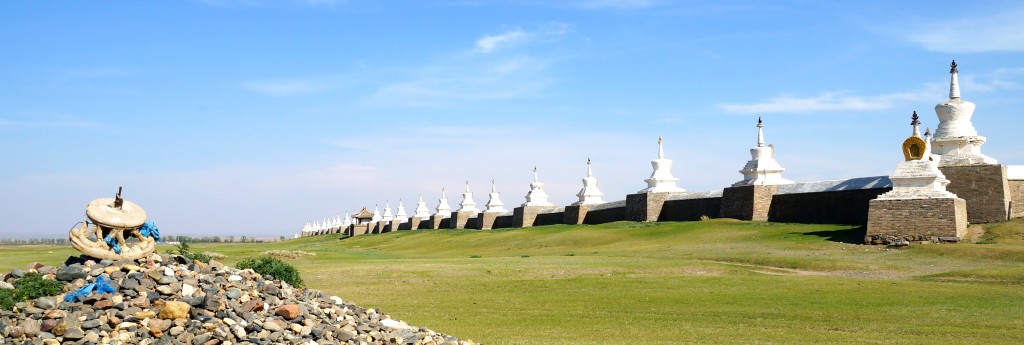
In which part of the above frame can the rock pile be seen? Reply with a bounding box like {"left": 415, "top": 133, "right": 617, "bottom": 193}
{"left": 0, "top": 255, "right": 479, "bottom": 345}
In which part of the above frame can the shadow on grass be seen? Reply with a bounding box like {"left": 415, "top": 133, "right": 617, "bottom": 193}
{"left": 795, "top": 226, "right": 865, "bottom": 244}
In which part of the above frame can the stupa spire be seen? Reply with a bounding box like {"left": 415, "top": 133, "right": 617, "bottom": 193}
{"left": 657, "top": 136, "right": 664, "bottom": 159}
{"left": 949, "top": 60, "right": 960, "bottom": 99}
{"left": 382, "top": 200, "right": 395, "bottom": 222}
{"left": 371, "top": 204, "right": 382, "bottom": 222}
{"left": 586, "top": 158, "right": 593, "bottom": 177}
{"left": 911, "top": 111, "right": 921, "bottom": 137}
{"left": 756, "top": 117, "right": 764, "bottom": 147}
{"left": 395, "top": 199, "right": 409, "bottom": 222}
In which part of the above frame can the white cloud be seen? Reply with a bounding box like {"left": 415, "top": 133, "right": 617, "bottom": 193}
{"left": 243, "top": 79, "right": 328, "bottom": 97}
{"left": 476, "top": 29, "right": 527, "bottom": 53}
{"left": 897, "top": 8, "right": 1024, "bottom": 53}
{"left": 719, "top": 90, "right": 933, "bottom": 114}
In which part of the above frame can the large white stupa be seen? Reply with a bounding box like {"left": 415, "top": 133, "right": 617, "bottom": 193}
{"left": 879, "top": 112, "right": 957, "bottom": 200}
{"left": 382, "top": 201, "right": 395, "bottom": 222}
{"left": 522, "top": 167, "right": 555, "bottom": 207}
{"left": 733, "top": 117, "right": 794, "bottom": 187}
{"left": 414, "top": 194, "right": 431, "bottom": 220}
{"left": 573, "top": 158, "right": 605, "bottom": 205}
{"left": 485, "top": 180, "right": 509, "bottom": 213}
{"left": 395, "top": 199, "right": 409, "bottom": 223}
{"left": 436, "top": 188, "right": 453, "bottom": 218}
{"left": 342, "top": 212, "right": 352, "bottom": 227}
{"left": 371, "top": 205, "right": 382, "bottom": 222}
{"left": 457, "top": 182, "right": 480, "bottom": 213}
{"left": 638, "top": 136, "right": 685, "bottom": 193}
{"left": 931, "top": 60, "right": 997, "bottom": 166}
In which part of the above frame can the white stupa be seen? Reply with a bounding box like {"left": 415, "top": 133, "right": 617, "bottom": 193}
{"left": 485, "top": 179, "right": 508, "bottom": 213}
{"left": 382, "top": 201, "right": 395, "bottom": 222}
{"left": 342, "top": 212, "right": 352, "bottom": 227}
{"left": 879, "top": 111, "right": 957, "bottom": 200}
{"left": 457, "top": 182, "right": 480, "bottom": 213}
{"left": 301, "top": 222, "right": 311, "bottom": 235}
{"left": 436, "top": 188, "right": 453, "bottom": 218}
{"left": 574, "top": 158, "right": 606, "bottom": 205}
{"left": 931, "top": 60, "right": 997, "bottom": 166}
{"left": 414, "top": 194, "right": 431, "bottom": 220}
{"left": 638, "top": 136, "right": 685, "bottom": 193}
{"left": 371, "top": 205, "right": 382, "bottom": 222}
{"left": 733, "top": 117, "right": 794, "bottom": 187}
{"left": 395, "top": 199, "right": 409, "bottom": 223}
{"left": 522, "top": 167, "right": 555, "bottom": 207}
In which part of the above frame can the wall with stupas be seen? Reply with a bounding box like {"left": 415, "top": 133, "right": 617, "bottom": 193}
{"left": 299, "top": 61, "right": 1023, "bottom": 242}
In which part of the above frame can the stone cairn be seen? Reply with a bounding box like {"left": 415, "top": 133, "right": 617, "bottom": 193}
{"left": 0, "top": 254, "right": 479, "bottom": 345}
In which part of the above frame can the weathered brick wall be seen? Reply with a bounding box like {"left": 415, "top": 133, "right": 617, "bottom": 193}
{"left": 866, "top": 198, "right": 967, "bottom": 239}
{"left": 478, "top": 212, "right": 499, "bottom": 230}
{"left": 720, "top": 185, "right": 777, "bottom": 221}
{"left": 563, "top": 205, "right": 588, "bottom": 225}
{"left": 1009, "top": 180, "right": 1024, "bottom": 218}
{"left": 659, "top": 197, "right": 722, "bottom": 221}
{"left": 940, "top": 164, "right": 1011, "bottom": 223}
{"left": 585, "top": 205, "right": 625, "bottom": 224}
{"left": 450, "top": 211, "right": 478, "bottom": 229}
{"left": 535, "top": 211, "right": 564, "bottom": 226}
{"left": 767, "top": 188, "right": 890, "bottom": 224}
{"left": 495, "top": 215, "right": 514, "bottom": 229}
{"left": 626, "top": 192, "right": 676, "bottom": 222}
{"left": 513, "top": 206, "right": 560, "bottom": 228}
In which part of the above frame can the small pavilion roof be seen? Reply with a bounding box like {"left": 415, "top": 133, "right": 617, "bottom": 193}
{"left": 353, "top": 207, "right": 374, "bottom": 219}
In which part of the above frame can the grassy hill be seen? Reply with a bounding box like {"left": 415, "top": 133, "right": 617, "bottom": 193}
{"left": 3, "top": 219, "right": 1023, "bottom": 344}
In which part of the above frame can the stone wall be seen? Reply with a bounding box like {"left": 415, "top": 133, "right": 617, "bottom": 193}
{"left": 768, "top": 188, "right": 890, "bottom": 225}
{"left": 1009, "top": 180, "right": 1024, "bottom": 218}
{"left": 659, "top": 197, "right": 721, "bottom": 221}
{"left": 940, "top": 164, "right": 1010, "bottom": 223}
{"left": 534, "top": 209, "right": 565, "bottom": 227}
{"left": 626, "top": 192, "right": 677, "bottom": 222}
{"left": 866, "top": 197, "right": 967, "bottom": 240}
{"left": 514, "top": 206, "right": 559, "bottom": 228}
{"left": 582, "top": 201, "right": 626, "bottom": 224}
{"left": 720, "top": 185, "right": 777, "bottom": 221}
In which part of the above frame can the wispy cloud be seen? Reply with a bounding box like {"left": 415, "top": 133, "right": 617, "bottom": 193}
{"left": 719, "top": 90, "right": 934, "bottom": 114}
{"left": 242, "top": 79, "right": 328, "bottom": 97}
{"left": 476, "top": 29, "right": 527, "bottom": 53}
{"left": 895, "top": 8, "right": 1024, "bottom": 53}
{"left": 364, "top": 24, "right": 568, "bottom": 108}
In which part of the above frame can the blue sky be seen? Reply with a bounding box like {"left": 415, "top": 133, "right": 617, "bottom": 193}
{"left": 2, "top": 0, "right": 1023, "bottom": 238}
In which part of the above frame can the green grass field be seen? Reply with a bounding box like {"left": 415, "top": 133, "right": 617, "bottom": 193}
{"left": 3, "top": 219, "right": 1023, "bottom": 344}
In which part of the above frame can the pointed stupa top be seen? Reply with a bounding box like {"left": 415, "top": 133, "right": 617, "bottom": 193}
{"left": 371, "top": 204, "right": 382, "bottom": 222}
{"left": 523, "top": 166, "right": 555, "bottom": 207}
{"left": 485, "top": 179, "right": 508, "bottom": 213}
{"left": 931, "top": 60, "right": 995, "bottom": 166}
{"left": 457, "top": 181, "right": 480, "bottom": 213}
{"left": 574, "top": 158, "right": 605, "bottom": 205}
{"left": 395, "top": 199, "right": 409, "bottom": 223}
{"left": 639, "top": 136, "right": 685, "bottom": 193}
{"left": 732, "top": 117, "right": 794, "bottom": 187}
{"left": 382, "top": 200, "right": 395, "bottom": 222}
{"left": 414, "top": 194, "right": 431, "bottom": 220}
{"left": 342, "top": 211, "right": 352, "bottom": 227}
{"left": 436, "top": 188, "right": 453, "bottom": 217}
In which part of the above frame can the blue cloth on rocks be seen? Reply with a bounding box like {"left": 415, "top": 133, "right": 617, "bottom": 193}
{"left": 63, "top": 274, "right": 116, "bottom": 302}
{"left": 140, "top": 221, "right": 161, "bottom": 243}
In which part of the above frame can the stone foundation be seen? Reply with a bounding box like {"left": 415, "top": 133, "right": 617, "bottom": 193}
{"left": 939, "top": 164, "right": 1010, "bottom": 223}
{"left": 514, "top": 206, "right": 560, "bottom": 228}
{"left": 1008, "top": 179, "right": 1024, "bottom": 218}
{"left": 408, "top": 218, "right": 424, "bottom": 230}
{"left": 351, "top": 224, "right": 370, "bottom": 236}
{"left": 866, "top": 197, "right": 967, "bottom": 241}
{"left": 478, "top": 212, "right": 501, "bottom": 230}
{"left": 720, "top": 185, "right": 777, "bottom": 221}
{"left": 625, "top": 192, "right": 678, "bottom": 222}
{"left": 450, "top": 211, "right": 478, "bottom": 229}
{"left": 563, "top": 205, "right": 590, "bottom": 225}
